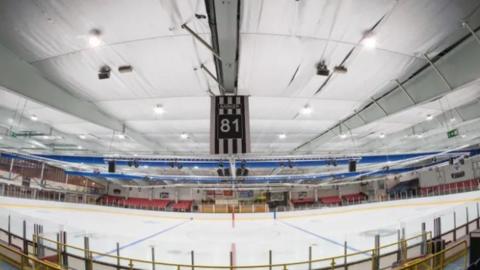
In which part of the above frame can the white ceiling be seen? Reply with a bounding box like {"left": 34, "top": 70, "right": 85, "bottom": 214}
{"left": 0, "top": 0, "right": 479, "bottom": 156}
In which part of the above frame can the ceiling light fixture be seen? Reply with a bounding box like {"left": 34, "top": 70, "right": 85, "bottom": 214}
{"left": 361, "top": 31, "right": 377, "bottom": 49}
{"left": 316, "top": 60, "right": 330, "bottom": 76}
{"left": 379, "top": 132, "right": 386, "bottom": 139}
{"left": 88, "top": 29, "right": 102, "bottom": 47}
{"left": 300, "top": 105, "right": 312, "bottom": 115}
{"left": 278, "top": 133, "right": 287, "bottom": 139}
{"left": 79, "top": 134, "right": 87, "bottom": 140}
{"left": 0, "top": 136, "right": 3, "bottom": 140}
{"left": 7, "top": 118, "right": 14, "bottom": 124}
{"left": 98, "top": 65, "right": 111, "bottom": 80}
{"left": 77, "top": 145, "right": 83, "bottom": 150}
{"left": 339, "top": 133, "right": 347, "bottom": 139}
{"left": 180, "top": 132, "right": 189, "bottom": 139}
{"left": 417, "top": 134, "right": 424, "bottom": 139}
{"left": 426, "top": 114, "right": 433, "bottom": 121}
{"left": 117, "top": 134, "right": 126, "bottom": 140}
{"left": 153, "top": 104, "right": 165, "bottom": 115}
{"left": 30, "top": 115, "right": 38, "bottom": 121}
{"left": 450, "top": 117, "right": 456, "bottom": 122}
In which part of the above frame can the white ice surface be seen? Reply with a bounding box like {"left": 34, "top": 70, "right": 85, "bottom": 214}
{"left": 1, "top": 191, "right": 479, "bottom": 269}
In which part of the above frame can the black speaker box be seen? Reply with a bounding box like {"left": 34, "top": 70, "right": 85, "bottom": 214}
{"left": 108, "top": 161, "right": 116, "bottom": 173}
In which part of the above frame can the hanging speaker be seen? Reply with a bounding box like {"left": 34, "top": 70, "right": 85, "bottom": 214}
{"left": 108, "top": 161, "right": 116, "bottom": 173}
{"left": 349, "top": 160, "right": 356, "bottom": 172}
{"left": 449, "top": 157, "right": 454, "bottom": 165}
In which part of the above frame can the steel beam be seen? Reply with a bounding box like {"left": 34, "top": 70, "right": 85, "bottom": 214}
{"left": 293, "top": 28, "right": 480, "bottom": 152}
{"left": 0, "top": 43, "right": 162, "bottom": 151}
{"left": 205, "top": 0, "right": 240, "bottom": 95}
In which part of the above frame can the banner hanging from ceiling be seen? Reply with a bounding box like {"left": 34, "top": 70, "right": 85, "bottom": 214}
{"left": 210, "top": 95, "right": 251, "bottom": 154}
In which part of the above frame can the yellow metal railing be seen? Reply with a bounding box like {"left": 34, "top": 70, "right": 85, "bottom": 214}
{"left": 0, "top": 240, "right": 62, "bottom": 270}
{"left": 399, "top": 240, "right": 468, "bottom": 270}
{"left": 33, "top": 231, "right": 432, "bottom": 270}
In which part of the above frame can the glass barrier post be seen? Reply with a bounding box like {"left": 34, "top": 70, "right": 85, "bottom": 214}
{"left": 373, "top": 235, "right": 380, "bottom": 270}
{"left": 191, "top": 250, "right": 195, "bottom": 270}
{"left": 151, "top": 246, "right": 156, "bottom": 270}
{"left": 129, "top": 259, "right": 134, "bottom": 270}
{"left": 421, "top": 223, "right": 426, "bottom": 256}
{"left": 330, "top": 258, "right": 335, "bottom": 270}
{"left": 396, "top": 230, "right": 401, "bottom": 263}
{"left": 308, "top": 246, "right": 312, "bottom": 270}
{"left": 56, "top": 233, "right": 61, "bottom": 265}
{"left": 476, "top": 202, "right": 480, "bottom": 229}
{"left": 22, "top": 220, "right": 28, "bottom": 255}
{"left": 84, "top": 236, "right": 91, "bottom": 270}
{"left": 7, "top": 215, "right": 11, "bottom": 245}
{"left": 466, "top": 207, "right": 470, "bottom": 235}
{"left": 116, "top": 242, "right": 121, "bottom": 269}
{"left": 344, "top": 241, "right": 348, "bottom": 270}
{"left": 269, "top": 250, "right": 272, "bottom": 270}
{"left": 453, "top": 212, "right": 457, "bottom": 241}
{"left": 62, "top": 231, "right": 68, "bottom": 267}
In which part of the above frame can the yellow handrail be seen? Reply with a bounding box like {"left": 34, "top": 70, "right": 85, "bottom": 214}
{"left": 34, "top": 231, "right": 431, "bottom": 269}
{"left": 0, "top": 240, "right": 62, "bottom": 270}
{"left": 399, "top": 240, "right": 468, "bottom": 270}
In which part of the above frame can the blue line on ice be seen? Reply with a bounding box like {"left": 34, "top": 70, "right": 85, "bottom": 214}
{"left": 279, "top": 220, "right": 370, "bottom": 256}
{"left": 94, "top": 220, "right": 190, "bottom": 259}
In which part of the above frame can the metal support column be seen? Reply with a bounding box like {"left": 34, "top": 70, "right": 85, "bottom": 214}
{"left": 423, "top": 54, "right": 453, "bottom": 90}
{"left": 40, "top": 162, "right": 45, "bottom": 185}
{"left": 462, "top": 21, "right": 480, "bottom": 46}
{"left": 8, "top": 158, "right": 14, "bottom": 180}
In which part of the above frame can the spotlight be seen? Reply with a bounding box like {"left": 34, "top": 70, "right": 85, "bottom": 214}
{"left": 379, "top": 133, "right": 385, "bottom": 139}
{"left": 30, "top": 115, "right": 38, "bottom": 121}
{"left": 98, "top": 65, "right": 111, "bottom": 80}
{"left": 426, "top": 114, "right": 433, "bottom": 121}
{"left": 339, "top": 133, "right": 347, "bottom": 139}
{"left": 300, "top": 105, "right": 313, "bottom": 115}
{"left": 316, "top": 60, "right": 330, "bottom": 76}
{"left": 117, "top": 134, "right": 126, "bottom": 140}
{"left": 153, "top": 104, "right": 165, "bottom": 115}
{"left": 278, "top": 133, "right": 287, "bottom": 139}
{"left": 79, "top": 134, "right": 87, "bottom": 140}
{"left": 333, "top": 65, "right": 348, "bottom": 74}
{"left": 194, "top": 14, "right": 207, "bottom": 19}
{"left": 118, "top": 65, "right": 133, "bottom": 73}
{"left": 361, "top": 31, "right": 377, "bottom": 49}
{"left": 77, "top": 145, "right": 83, "bottom": 150}
{"left": 180, "top": 132, "right": 189, "bottom": 139}
{"left": 88, "top": 29, "right": 102, "bottom": 47}
{"left": 450, "top": 117, "right": 456, "bottom": 122}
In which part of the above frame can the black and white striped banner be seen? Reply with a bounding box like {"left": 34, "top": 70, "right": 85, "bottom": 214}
{"left": 210, "top": 95, "right": 251, "bottom": 154}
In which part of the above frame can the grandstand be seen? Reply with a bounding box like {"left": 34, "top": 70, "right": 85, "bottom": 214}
{"left": 0, "top": 1, "right": 480, "bottom": 269}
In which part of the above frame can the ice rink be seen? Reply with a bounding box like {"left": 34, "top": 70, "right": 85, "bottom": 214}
{"left": 1, "top": 191, "right": 480, "bottom": 268}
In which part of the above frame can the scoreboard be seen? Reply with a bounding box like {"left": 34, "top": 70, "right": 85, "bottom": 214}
{"left": 210, "top": 95, "right": 251, "bottom": 154}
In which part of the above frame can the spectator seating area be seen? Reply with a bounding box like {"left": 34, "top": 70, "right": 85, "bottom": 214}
{"left": 341, "top": 193, "right": 367, "bottom": 203}
{"left": 291, "top": 193, "right": 367, "bottom": 207}
{"left": 290, "top": 197, "right": 315, "bottom": 206}
{"left": 319, "top": 196, "right": 342, "bottom": 205}
{"left": 419, "top": 179, "right": 480, "bottom": 196}
{"left": 171, "top": 200, "right": 194, "bottom": 212}
{"left": 99, "top": 195, "right": 173, "bottom": 210}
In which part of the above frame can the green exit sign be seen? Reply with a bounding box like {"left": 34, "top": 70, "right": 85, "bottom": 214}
{"left": 447, "top": 128, "right": 459, "bottom": 138}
